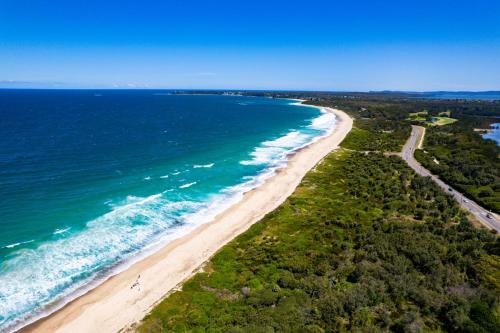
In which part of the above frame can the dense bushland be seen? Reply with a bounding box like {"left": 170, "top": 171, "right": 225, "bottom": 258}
{"left": 138, "top": 150, "right": 499, "bottom": 333}
{"left": 415, "top": 121, "right": 500, "bottom": 213}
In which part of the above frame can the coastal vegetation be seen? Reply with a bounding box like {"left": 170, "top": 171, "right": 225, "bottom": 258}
{"left": 306, "top": 94, "right": 499, "bottom": 214}
{"left": 415, "top": 120, "right": 500, "bottom": 213}
{"left": 137, "top": 120, "right": 499, "bottom": 333}
{"left": 338, "top": 118, "right": 408, "bottom": 152}
{"left": 304, "top": 98, "right": 410, "bottom": 152}
{"left": 408, "top": 111, "right": 428, "bottom": 122}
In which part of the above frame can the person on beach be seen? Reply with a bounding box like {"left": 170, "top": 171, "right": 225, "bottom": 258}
{"left": 131, "top": 275, "right": 141, "bottom": 291}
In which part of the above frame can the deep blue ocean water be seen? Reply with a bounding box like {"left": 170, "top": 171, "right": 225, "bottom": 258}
{"left": 0, "top": 90, "right": 336, "bottom": 331}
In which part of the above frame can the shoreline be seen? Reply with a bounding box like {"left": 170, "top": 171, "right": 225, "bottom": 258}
{"left": 19, "top": 106, "right": 353, "bottom": 333}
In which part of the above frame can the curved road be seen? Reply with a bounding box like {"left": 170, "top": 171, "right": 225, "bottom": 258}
{"left": 402, "top": 125, "right": 500, "bottom": 232}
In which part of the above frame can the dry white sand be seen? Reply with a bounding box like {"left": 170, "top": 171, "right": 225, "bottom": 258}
{"left": 21, "top": 107, "right": 352, "bottom": 333}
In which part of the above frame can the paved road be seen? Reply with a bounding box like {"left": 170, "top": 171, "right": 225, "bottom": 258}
{"left": 401, "top": 125, "right": 500, "bottom": 232}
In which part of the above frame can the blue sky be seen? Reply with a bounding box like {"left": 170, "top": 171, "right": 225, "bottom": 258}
{"left": 1, "top": 0, "right": 499, "bottom": 90}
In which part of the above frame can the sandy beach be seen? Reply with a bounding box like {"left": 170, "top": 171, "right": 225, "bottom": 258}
{"left": 20, "top": 106, "right": 353, "bottom": 333}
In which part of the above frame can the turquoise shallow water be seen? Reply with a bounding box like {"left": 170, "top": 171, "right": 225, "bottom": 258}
{"left": 0, "top": 91, "right": 336, "bottom": 331}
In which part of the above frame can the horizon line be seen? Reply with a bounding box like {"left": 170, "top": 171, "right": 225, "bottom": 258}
{"left": 1, "top": 87, "right": 500, "bottom": 94}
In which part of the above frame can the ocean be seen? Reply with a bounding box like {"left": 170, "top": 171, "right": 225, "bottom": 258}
{"left": 0, "top": 90, "right": 336, "bottom": 331}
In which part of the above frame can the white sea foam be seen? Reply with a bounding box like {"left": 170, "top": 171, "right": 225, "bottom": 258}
{"left": 179, "top": 182, "right": 197, "bottom": 189}
{"left": 239, "top": 130, "right": 312, "bottom": 166}
{"left": 239, "top": 108, "right": 336, "bottom": 175}
{"left": 160, "top": 175, "right": 169, "bottom": 179}
{"left": 171, "top": 171, "right": 181, "bottom": 176}
{"left": 124, "top": 194, "right": 162, "bottom": 207}
{"left": 262, "top": 131, "right": 309, "bottom": 148}
{"left": 193, "top": 163, "right": 214, "bottom": 168}
{"left": 240, "top": 146, "right": 286, "bottom": 166}
{"left": 0, "top": 192, "right": 200, "bottom": 332}
{"left": 109, "top": 194, "right": 162, "bottom": 213}
{"left": 53, "top": 228, "right": 71, "bottom": 235}
{"left": 3, "top": 240, "right": 34, "bottom": 249}
{"left": 309, "top": 111, "right": 336, "bottom": 131}
{"left": 4, "top": 243, "right": 21, "bottom": 249}
{"left": 144, "top": 176, "right": 151, "bottom": 181}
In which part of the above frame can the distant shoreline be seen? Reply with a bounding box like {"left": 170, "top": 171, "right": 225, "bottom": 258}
{"left": 19, "top": 104, "right": 353, "bottom": 333}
